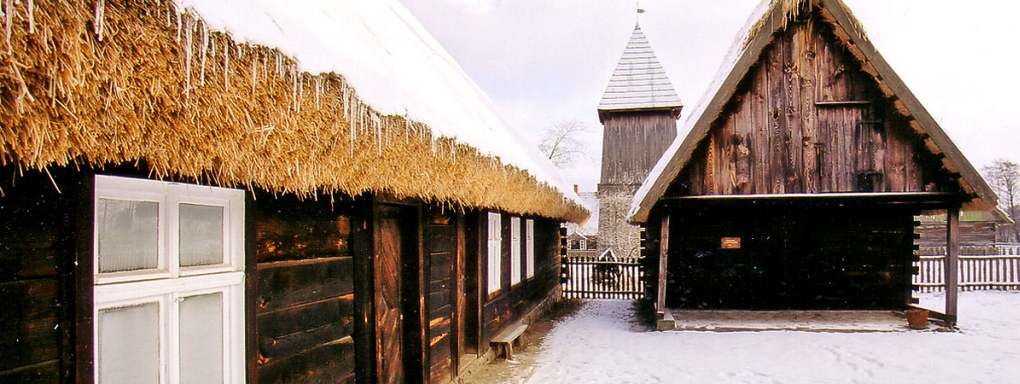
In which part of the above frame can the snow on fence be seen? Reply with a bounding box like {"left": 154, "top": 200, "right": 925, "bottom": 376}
{"left": 914, "top": 244, "right": 1020, "bottom": 292}
{"left": 561, "top": 255, "right": 644, "bottom": 300}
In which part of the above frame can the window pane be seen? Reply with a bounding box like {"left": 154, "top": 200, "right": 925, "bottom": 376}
{"left": 98, "top": 303, "right": 160, "bottom": 383}
{"left": 180, "top": 292, "right": 224, "bottom": 384}
{"left": 180, "top": 204, "right": 225, "bottom": 267}
{"left": 98, "top": 199, "right": 159, "bottom": 273}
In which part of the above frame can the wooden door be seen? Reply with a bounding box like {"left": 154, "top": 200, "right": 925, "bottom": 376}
{"left": 375, "top": 205, "right": 412, "bottom": 384}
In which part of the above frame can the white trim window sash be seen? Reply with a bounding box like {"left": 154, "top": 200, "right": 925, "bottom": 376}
{"left": 525, "top": 219, "right": 535, "bottom": 279}
{"left": 510, "top": 217, "right": 522, "bottom": 286}
{"left": 486, "top": 212, "right": 502, "bottom": 294}
{"left": 93, "top": 175, "right": 245, "bottom": 384}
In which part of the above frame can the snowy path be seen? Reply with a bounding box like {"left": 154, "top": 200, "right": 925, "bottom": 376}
{"left": 527, "top": 291, "right": 1020, "bottom": 383}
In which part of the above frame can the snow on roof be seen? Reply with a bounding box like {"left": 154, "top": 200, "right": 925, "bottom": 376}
{"left": 175, "top": 0, "right": 584, "bottom": 206}
{"left": 597, "top": 24, "right": 683, "bottom": 114}
{"left": 566, "top": 191, "right": 599, "bottom": 235}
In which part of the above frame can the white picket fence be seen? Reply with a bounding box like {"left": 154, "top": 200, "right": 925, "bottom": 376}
{"left": 914, "top": 244, "right": 1020, "bottom": 292}
{"left": 561, "top": 255, "right": 645, "bottom": 300}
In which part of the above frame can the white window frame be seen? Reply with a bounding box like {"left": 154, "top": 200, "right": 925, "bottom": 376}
{"left": 93, "top": 175, "right": 245, "bottom": 384}
{"left": 510, "top": 217, "right": 522, "bottom": 286}
{"left": 487, "top": 212, "right": 502, "bottom": 294}
{"left": 526, "top": 219, "right": 535, "bottom": 279}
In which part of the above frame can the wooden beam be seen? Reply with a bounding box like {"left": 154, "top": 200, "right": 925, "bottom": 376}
{"left": 74, "top": 173, "right": 96, "bottom": 384}
{"left": 814, "top": 100, "right": 871, "bottom": 106}
{"left": 945, "top": 205, "right": 960, "bottom": 326}
{"left": 351, "top": 195, "right": 377, "bottom": 384}
{"left": 656, "top": 213, "right": 670, "bottom": 311}
{"left": 244, "top": 187, "right": 259, "bottom": 384}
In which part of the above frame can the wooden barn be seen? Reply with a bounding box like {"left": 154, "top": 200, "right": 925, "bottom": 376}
{"left": 629, "top": 0, "right": 997, "bottom": 326}
{"left": 0, "top": 1, "right": 587, "bottom": 383}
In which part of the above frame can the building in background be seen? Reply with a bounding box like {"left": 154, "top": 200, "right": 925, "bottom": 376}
{"left": 596, "top": 22, "right": 683, "bottom": 261}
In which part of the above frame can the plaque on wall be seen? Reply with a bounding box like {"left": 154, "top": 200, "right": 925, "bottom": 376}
{"left": 721, "top": 237, "right": 741, "bottom": 249}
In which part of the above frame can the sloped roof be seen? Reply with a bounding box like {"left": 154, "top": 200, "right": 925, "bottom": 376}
{"left": 0, "top": 0, "right": 589, "bottom": 223}
{"left": 597, "top": 24, "right": 682, "bottom": 120}
{"left": 629, "top": 0, "right": 997, "bottom": 223}
{"left": 566, "top": 191, "right": 599, "bottom": 236}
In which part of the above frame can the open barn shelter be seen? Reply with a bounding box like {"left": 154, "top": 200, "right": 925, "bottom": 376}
{"left": 630, "top": 0, "right": 997, "bottom": 326}
{"left": 0, "top": 0, "right": 587, "bottom": 383}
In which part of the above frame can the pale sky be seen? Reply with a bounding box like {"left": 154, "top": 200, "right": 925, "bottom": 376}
{"left": 401, "top": 0, "right": 1020, "bottom": 192}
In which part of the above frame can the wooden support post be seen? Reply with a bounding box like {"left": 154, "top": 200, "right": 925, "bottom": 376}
{"left": 945, "top": 205, "right": 960, "bottom": 326}
{"left": 655, "top": 213, "right": 675, "bottom": 331}
{"left": 657, "top": 214, "right": 670, "bottom": 311}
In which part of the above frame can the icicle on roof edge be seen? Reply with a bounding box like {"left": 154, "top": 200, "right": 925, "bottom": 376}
{"left": 173, "top": 0, "right": 586, "bottom": 208}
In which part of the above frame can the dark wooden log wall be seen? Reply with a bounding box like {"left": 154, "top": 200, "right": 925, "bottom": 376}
{"left": 481, "top": 217, "right": 560, "bottom": 349}
{"left": 253, "top": 193, "right": 356, "bottom": 384}
{"left": 0, "top": 168, "right": 78, "bottom": 383}
{"left": 671, "top": 16, "right": 954, "bottom": 197}
{"left": 601, "top": 113, "right": 678, "bottom": 186}
{"left": 666, "top": 202, "right": 915, "bottom": 310}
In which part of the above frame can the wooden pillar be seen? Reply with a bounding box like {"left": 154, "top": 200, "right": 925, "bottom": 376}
{"left": 656, "top": 213, "right": 670, "bottom": 311}
{"left": 945, "top": 205, "right": 960, "bottom": 325}
{"left": 351, "top": 195, "right": 377, "bottom": 384}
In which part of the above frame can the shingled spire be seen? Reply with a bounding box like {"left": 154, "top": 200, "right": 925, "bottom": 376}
{"left": 597, "top": 23, "right": 683, "bottom": 123}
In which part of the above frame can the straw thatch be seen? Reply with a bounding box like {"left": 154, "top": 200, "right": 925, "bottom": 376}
{"left": 0, "top": 0, "right": 588, "bottom": 222}
{"left": 744, "top": 0, "right": 867, "bottom": 50}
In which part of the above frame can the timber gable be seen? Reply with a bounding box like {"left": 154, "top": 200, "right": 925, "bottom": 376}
{"left": 630, "top": 0, "right": 997, "bottom": 224}
{"left": 668, "top": 13, "right": 954, "bottom": 197}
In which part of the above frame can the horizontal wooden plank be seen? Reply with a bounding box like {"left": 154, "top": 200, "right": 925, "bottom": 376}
{"left": 0, "top": 249, "right": 60, "bottom": 280}
{"left": 429, "top": 306, "right": 452, "bottom": 324}
{"left": 0, "top": 315, "right": 60, "bottom": 372}
{"left": 428, "top": 280, "right": 451, "bottom": 295}
{"left": 0, "top": 360, "right": 60, "bottom": 383}
{"left": 258, "top": 337, "right": 356, "bottom": 384}
{"left": 256, "top": 257, "right": 353, "bottom": 314}
{"left": 258, "top": 295, "right": 354, "bottom": 339}
{"left": 259, "top": 322, "right": 353, "bottom": 363}
{"left": 429, "top": 291, "right": 452, "bottom": 312}
{"left": 0, "top": 279, "right": 58, "bottom": 324}
{"left": 428, "top": 229, "right": 457, "bottom": 254}
{"left": 429, "top": 359, "right": 452, "bottom": 384}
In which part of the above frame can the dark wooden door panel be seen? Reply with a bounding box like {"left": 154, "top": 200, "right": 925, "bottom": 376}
{"left": 375, "top": 206, "right": 404, "bottom": 384}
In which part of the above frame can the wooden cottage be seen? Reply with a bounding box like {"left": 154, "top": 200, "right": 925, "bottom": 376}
{"left": 0, "top": 1, "right": 587, "bottom": 383}
{"left": 629, "top": 0, "right": 997, "bottom": 326}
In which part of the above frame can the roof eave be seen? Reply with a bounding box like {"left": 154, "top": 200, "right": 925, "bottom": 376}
{"left": 597, "top": 105, "right": 684, "bottom": 124}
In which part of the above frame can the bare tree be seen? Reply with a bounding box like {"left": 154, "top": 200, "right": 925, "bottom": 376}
{"left": 538, "top": 119, "right": 589, "bottom": 167}
{"left": 983, "top": 158, "right": 1019, "bottom": 242}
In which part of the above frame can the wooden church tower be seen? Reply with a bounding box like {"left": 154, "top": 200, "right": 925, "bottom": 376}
{"left": 597, "top": 22, "right": 682, "bottom": 258}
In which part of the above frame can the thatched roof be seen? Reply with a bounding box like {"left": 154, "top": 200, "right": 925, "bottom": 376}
{"left": 628, "top": 0, "right": 997, "bottom": 224}
{"left": 0, "top": 0, "right": 589, "bottom": 222}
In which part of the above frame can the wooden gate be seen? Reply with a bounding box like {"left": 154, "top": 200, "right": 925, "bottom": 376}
{"left": 562, "top": 255, "right": 644, "bottom": 299}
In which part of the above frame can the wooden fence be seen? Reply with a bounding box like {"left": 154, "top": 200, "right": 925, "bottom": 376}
{"left": 561, "top": 255, "right": 644, "bottom": 299}
{"left": 914, "top": 244, "right": 1020, "bottom": 292}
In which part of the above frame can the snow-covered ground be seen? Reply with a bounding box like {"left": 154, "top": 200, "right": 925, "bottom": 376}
{"left": 527, "top": 291, "right": 1020, "bottom": 383}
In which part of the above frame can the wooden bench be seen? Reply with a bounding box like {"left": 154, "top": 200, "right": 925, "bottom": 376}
{"left": 490, "top": 323, "right": 528, "bottom": 360}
